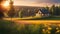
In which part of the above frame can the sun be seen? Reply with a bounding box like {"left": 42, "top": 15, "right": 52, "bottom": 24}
{"left": 1, "top": 1, "right": 10, "bottom": 10}
{"left": 3, "top": 1, "right": 10, "bottom": 7}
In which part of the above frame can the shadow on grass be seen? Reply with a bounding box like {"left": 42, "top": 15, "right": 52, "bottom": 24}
{"left": 21, "top": 16, "right": 60, "bottom": 20}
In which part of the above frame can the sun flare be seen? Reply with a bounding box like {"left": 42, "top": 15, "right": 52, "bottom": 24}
{"left": 1, "top": 1, "right": 10, "bottom": 10}
{"left": 3, "top": 1, "right": 10, "bottom": 7}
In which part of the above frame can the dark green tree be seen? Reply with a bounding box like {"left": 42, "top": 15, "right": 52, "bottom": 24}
{"left": 54, "top": 6, "right": 59, "bottom": 15}
{"left": 50, "top": 5, "right": 56, "bottom": 16}
{"left": 45, "top": 6, "right": 49, "bottom": 11}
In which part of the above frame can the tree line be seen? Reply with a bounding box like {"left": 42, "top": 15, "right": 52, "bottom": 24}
{"left": 45, "top": 5, "right": 60, "bottom": 16}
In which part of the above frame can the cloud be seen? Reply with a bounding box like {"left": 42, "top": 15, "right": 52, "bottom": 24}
{"left": 37, "top": 0, "right": 60, "bottom": 3}
{"left": 14, "top": 0, "right": 60, "bottom": 4}
{"left": 14, "top": 0, "right": 60, "bottom": 6}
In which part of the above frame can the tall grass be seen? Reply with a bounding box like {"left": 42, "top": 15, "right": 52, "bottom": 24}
{"left": 0, "top": 20, "right": 60, "bottom": 34}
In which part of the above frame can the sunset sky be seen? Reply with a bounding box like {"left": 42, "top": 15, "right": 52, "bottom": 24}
{"left": 14, "top": 0, "right": 60, "bottom": 7}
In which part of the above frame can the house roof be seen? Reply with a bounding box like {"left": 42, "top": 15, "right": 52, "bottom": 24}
{"left": 39, "top": 8, "right": 49, "bottom": 14}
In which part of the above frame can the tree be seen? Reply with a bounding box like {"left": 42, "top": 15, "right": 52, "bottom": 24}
{"left": 8, "top": 0, "right": 15, "bottom": 17}
{"left": 45, "top": 6, "right": 49, "bottom": 11}
{"left": 50, "top": 5, "right": 56, "bottom": 16}
{"left": 54, "top": 6, "right": 59, "bottom": 15}
{"left": 8, "top": 7, "right": 15, "bottom": 17}
{"left": 0, "top": 0, "right": 4, "bottom": 19}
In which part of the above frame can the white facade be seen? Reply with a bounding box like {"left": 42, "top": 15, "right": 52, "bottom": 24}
{"left": 35, "top": 10, "right": 50, "bottom": 17}
{"left": 35, "top": 10, "right": 43, "bottom": 17}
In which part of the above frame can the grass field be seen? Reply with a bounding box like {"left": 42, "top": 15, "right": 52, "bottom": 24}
{"left": 27, "top": 16, "right": 60, "bottom": 20}
{"left": 0, "top": 20, "right": 60, "bottom": 34}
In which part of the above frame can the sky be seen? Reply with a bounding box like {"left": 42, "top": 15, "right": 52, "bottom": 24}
{"left": 14, "top": 0, "right": 60, "bottom": 7}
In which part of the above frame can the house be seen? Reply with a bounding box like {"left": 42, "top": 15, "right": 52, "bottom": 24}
{"left": 35, "top": 10, "right": 43, "bottom": 17}
{"left": 35, "top": 8, "right": 50, "bottom": 17}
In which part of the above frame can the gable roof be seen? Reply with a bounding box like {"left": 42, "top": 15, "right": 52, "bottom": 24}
{"left": 39, "top": 8, "right": 49, "bottom": 14}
